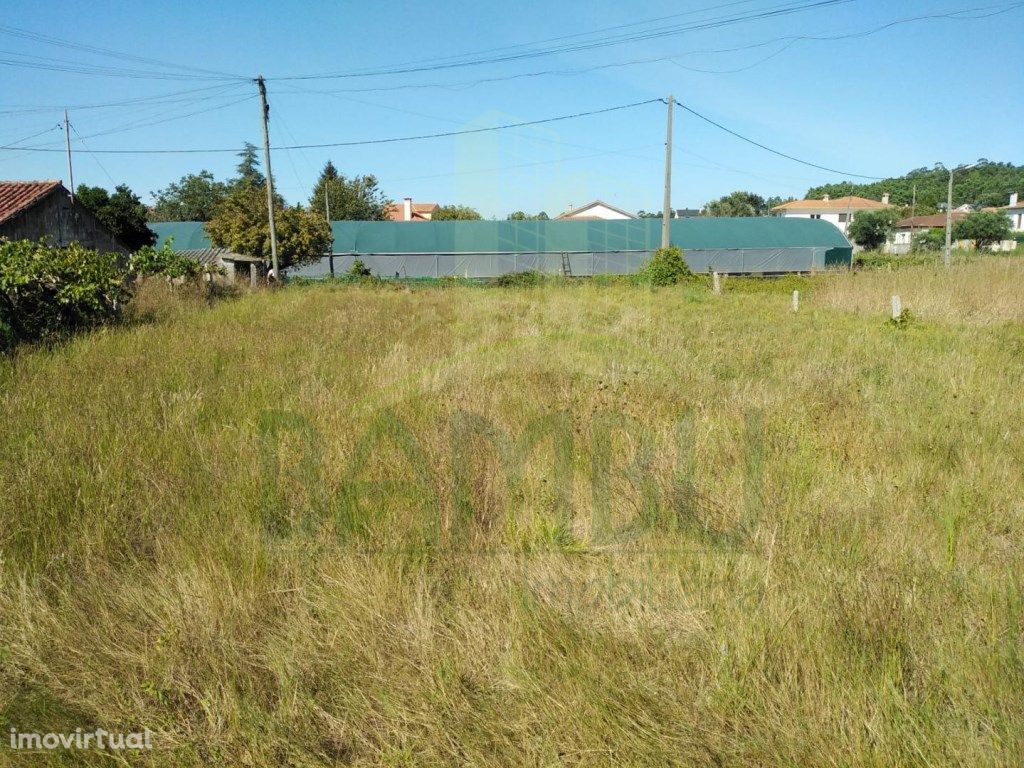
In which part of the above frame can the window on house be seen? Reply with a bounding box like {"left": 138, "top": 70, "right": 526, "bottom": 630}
{"left": 809, "top": 214, "right": 821, "bottom": 219}
{"left": 837, "top": 213, "right": 849, "bottom": 223}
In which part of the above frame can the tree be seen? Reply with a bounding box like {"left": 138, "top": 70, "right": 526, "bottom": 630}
{"left": 433, "top": 205, "right": 482, "bottom": 221}
{"left": 76, "top": 183, "right": 156, "bottom": 251}
{"left": 846, "top": 208, "right": 901, "bottom": 250}
{"left": 806, "top": 160, "right": 1024, "bottom": 211}
{"left": 234, "top": 142, "right": 265, "bottom": 189}
{"left": 206, "top": 185, "right": 330, "bottom": 270}
{"left": 150, "top": 171, "right": 230, "bottom": 222}
{"left": 506, "top": 210, "right": 549, "bottom": 220}
{"left": 952, "top": 211, "right": 1012, "bottom": 249}
{"left": 308, "top": 160, "right": 391, "bottom": 221}
{"left": 703, "top": 191, "right": 768, "bottom": 217}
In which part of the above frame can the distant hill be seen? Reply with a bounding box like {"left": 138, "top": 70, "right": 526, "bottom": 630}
{"left": 806, "top": 161, "right": 1024, "bottom": 213}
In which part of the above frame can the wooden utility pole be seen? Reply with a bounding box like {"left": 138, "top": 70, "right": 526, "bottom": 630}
{"left": 63, "top": 109, "right": 74, "bottom": 202}
{"left": 256, "top": 76, "right": 280, "bottom": 280}
{"left": 661, "top": 95, "right": 674, "bottom": 249}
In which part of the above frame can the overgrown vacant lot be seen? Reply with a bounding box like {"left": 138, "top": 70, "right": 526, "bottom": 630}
{"left": 1, "top": 260, "right": 1022, "bottom": 766}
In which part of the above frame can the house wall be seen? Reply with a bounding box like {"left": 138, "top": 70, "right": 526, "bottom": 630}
{"left": 0, "top": 190, "right": 127, "bottom": 253}
{"left": 1006, "top": 208, "right": 1024, "bottom": 232}
{"left": 775, "top": 210, "right": 854, "bottom": 235}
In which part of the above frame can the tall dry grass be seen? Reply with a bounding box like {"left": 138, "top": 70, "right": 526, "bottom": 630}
{"left": 0, "top": 266, "right": 1022, "bottom": 765}
{"left": 816, "top": 255, "right": 1024, "bottom": 324}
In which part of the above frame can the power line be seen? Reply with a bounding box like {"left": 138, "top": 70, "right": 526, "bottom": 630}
{"left": 270, "top": 0, "right": 855, "bottom": 80}
{"left": 0, "top": 82, "right": 248, "bottom": 116}
{"left": 2, "top": 98, "right": 662, "bottom": 155}
{"left": 0, "top": 23, "right": 246, "bottom": 80}
{"left": 283, "top": 2, "right": 1023, "bottom": 93}
{"left": 673, "top": 101, "right": 882, "bottom": 179}
{"left": 0, "top": 124, "right": 61, "bottom": 150}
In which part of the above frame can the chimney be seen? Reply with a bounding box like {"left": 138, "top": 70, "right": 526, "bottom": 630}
{"left": 822, "top": 194, "right": 829, "bottom": 202}
{"left": 881, "top": 193, "right": 890, "bottom": 205}
{"left": 1011, "top": 192, "right": 1019, "bottom": 207}
{"left": 403, "top": 197, "right": 412, "bottom": 221}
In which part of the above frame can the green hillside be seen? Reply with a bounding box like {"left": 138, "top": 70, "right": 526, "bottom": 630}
{"left": 806, "top": 160, "right": 1024, "bottom": 212}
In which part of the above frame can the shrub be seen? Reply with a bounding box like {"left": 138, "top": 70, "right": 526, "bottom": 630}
{"left": 348, "top": 259, "right": 372, "bottom": 278}
{"left": 493, "top": 269, "right": 545, "bottom": 287}
{"left": 0, "top": 239, "right": 131, "bottom": 351}
{"left": 129, "top": 241, "right": 203, "bottom": 280}
{"left": 638, "top": 246, "right": 691, "bottom": 286}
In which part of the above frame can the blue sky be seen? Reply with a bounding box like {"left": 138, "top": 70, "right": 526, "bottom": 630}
{"left": 1, "top": 0, "right": 1022, "bottom": 218}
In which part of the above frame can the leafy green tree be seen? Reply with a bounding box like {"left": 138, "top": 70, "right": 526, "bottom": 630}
{"left": 637, "top": 210, "right": 676, "bottom": 219}
{"left": 703, "top": 191, "right": 768, "bottom": 217}
{"left": 506, "top": 210, "right": 549, "bottom": 220}
{"left": 206, "top": 185, "right": 330, "bottom": 270}
{"left": 806, "top": 160, "right": 1024, "bottom": 210}
{"left": 912, "top": 228, "right": 945, "bottom": 252}
{"left": 952, "top": 211, "right": 1012, "bottom": 249}
{"left": 75, "top": 184, "right": 156, "bottom": 250}
{"left": 150, "top": 171, "right": 230, "bottom": 222}
{"left": 433, "top": 205, "right": 482, "bottom": 221}
{"left": 309, "top": 160, "right": 390, "bottom": 221}
{"left": 846, "top": 209, "right": 901, "bottom": 250}
{"left": 234, "top": 142, "right": 265, "bottom": 189}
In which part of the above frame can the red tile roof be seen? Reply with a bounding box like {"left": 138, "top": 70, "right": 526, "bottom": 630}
{"left": 771, "top": 195, "right": 890, "bottom": 212}
{"left": 894, "top": 213, "right": 968, "bottom": 228}
{"left": 385, "top": 201, "right": 439, "bottom": 221}
{"left": 0, "top": 180, "right": 62, "bottom": 224}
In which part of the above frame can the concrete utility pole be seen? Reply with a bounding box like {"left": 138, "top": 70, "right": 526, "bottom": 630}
{"left": 324, "top": 184, "right": 334, "bottom": 278}
{"left": 256, "top": 76, "right": 280, "bottom": 280}
{"left": 943, "top": 167, "right": 954, "bottom": 268}
{"left": 63, "top": 109, "right": 74, "bottom": 202}
{"left": 661, "top": 95, "right": 674, "bottom": 249}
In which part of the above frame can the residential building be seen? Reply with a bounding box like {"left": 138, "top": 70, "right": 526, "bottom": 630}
{"left": 1003, "top": 192, "right": 1023, "bottom": 231}
{"left": 887, "top": 212, "right": 967, "bottom": 254}
{"left": 557, "top": 200, "right": 636, "bottom": 221}
{"left": 770, "top": 193, "right": 891, "bottom": 236}
{"left": 386, "top": 197, "right": 439, "bottom": 222}
{"left": 0, "top": 180, "right": 126, "bottom": 253}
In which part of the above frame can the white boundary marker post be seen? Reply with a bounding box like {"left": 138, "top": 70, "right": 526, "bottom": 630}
{"left": 712, "top": 271, "right": 721, "bottom": 294}
{"left": 891, "top": 295, "right": 902, "bottom": 320}
{"left": 792, "top": 290, "right": 799, "bottom": 312}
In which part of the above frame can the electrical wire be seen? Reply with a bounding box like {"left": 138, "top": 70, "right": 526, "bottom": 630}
{"left": 282, "top": 2, "right": 1023, "bottom": 93}
{"left": 1, "top": 98, "right": 662, "bottom": 154}
{"left": 0, "top": 23, "right": 247, "bottom": 80}
{"left": 674, "top": 101, "right": 882, "bottom": 179}
{"left": 271, "top": 0, "right": 856, "bottom": 80}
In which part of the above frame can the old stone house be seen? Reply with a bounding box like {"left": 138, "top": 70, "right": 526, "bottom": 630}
{"left": 0, "top": 180, "right": 127, "bottom": 253}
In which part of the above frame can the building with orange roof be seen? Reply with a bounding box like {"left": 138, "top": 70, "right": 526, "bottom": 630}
{"left": 386, "top": 197, "right": 439, "bottom": 222}
{"left": 771, "top": 193, "right": 892, "bottom": 237}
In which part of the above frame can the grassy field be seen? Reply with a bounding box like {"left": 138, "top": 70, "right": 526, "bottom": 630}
{"left": 1, "top": 258, "right": 1022, "bottom": 766}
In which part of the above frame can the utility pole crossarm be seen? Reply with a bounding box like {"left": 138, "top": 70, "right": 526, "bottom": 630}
{"left": 256, "top": 75, "right": 280, "bottom": 281}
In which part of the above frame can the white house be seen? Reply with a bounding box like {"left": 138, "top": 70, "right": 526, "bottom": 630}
{"left": 771, "top": 194, "right": 891, "bottom": 236}
{"left": 1003, "top": 192, "right": 1023, "bottom": 231}
{"left": 557, "top": 200, "right": 636, "bottom": 220}
{"left": 887, "top": 213, "right": 967, "bottom": 254}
